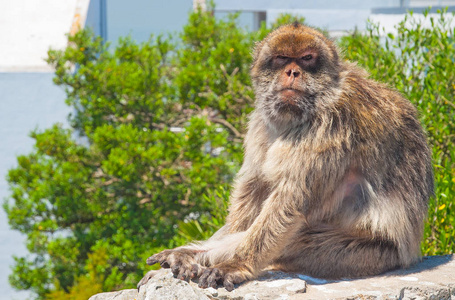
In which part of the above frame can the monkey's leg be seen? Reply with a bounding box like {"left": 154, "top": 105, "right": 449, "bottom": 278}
{"left": 273, "top": 226, "right": 402, "bottom": 279}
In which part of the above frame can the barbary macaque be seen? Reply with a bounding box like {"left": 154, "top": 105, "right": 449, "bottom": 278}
{"left": 138, "top": 23, "right": 434, "bottom": 291}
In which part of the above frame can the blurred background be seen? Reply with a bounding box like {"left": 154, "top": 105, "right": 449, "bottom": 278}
{"left": 1, "top": 0, "right": 455, "bottom": 299}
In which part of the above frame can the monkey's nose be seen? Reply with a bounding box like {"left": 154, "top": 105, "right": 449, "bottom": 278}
{"left": 285, "top": 69, "right": 300, "bottom": 78}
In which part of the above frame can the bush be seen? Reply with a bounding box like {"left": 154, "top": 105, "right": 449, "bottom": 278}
{"left": 3, "top": 6, "right": 454, "bottom": 300}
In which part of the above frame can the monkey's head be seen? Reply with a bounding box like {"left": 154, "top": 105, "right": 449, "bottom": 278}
{"left": 251, "top": 23, "right": 341, "bottom": 128}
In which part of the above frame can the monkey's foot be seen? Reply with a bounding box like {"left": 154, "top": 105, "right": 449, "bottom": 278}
{"left": 146, "top": 249, "right": 204, "bottom": 281}
{"left": 198, "top": 263, "right": 253, "bottom": 291}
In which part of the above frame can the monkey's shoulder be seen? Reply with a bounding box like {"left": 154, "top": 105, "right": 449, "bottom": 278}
{"left": 337, "top": 69, "right": 420, "bottom": 139}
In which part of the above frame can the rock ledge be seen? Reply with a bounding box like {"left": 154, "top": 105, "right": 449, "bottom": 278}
{"left": 89, "top": 255, "right": 455, "bottom": 299}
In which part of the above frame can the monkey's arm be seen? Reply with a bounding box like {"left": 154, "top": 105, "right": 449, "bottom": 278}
{"left": 143, "top": 171, "right": 269, "bottom": 282}
{"left": 197, "top": 184, "right": 307, "bottom": 290}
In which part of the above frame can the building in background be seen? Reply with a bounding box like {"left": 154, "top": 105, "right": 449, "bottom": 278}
{"left": 216, "top": 0, "right": 455, "bottom": 34}
{"left": 85, "top": 0, "right": 455, "bottom": 44}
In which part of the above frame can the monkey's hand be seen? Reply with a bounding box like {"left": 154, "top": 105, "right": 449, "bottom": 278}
{"left": 197, "top": 261, "right": 254, "bottom": 291}
{"left": 146, "top": 248, "right": 205, "bottom": 281}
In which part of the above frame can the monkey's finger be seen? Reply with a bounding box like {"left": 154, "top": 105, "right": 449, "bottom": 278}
{"left": 171, "top": 264, "right": 180, "bottom": 276}
{"left": 206, "top": 268, "right": 222, "bottom": 289}
{"left": 190, "top": 264, "right": 199, "bottom": 278}
{"left": 147, "top": 249, "right": 174, "bottom": 264}
{"left": 223, "top": 274, "right": 235, "bottom": 292}
{"left": 154, "top": 254, "right": 171, "bottom": 268}
{"left": 190, "top": 264, "right": 205, "bottom": 278}
{"left": 198, "top": 268, "right": 212, "bottom": 288}
{"left": 178, "top": 267, "right": 191, "bottom": 282}
{"left": 146, "top": 254, "right": 161, "bottom": 265}
{"left": 224, "top": 279, "right": 235, "bottom": 292}
{"left": 160, "top": 260, "right": 170, "bottom": 268}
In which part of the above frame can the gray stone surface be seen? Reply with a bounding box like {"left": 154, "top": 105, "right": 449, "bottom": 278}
{"left": 89, "top": 289, "right": 139, "bottom": 300}
{"left": 139, "top": 270, "right": 210, "bottom": 300}
{"left": 89, "top": 255, "right": 455, "bottom": 300}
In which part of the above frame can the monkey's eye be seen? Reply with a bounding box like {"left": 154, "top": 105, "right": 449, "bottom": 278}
{"left": 301, "top": 54, "right": 313, "bottom": 61}
{"left": 275, "top": 55, "right": 289, "bottom": 63}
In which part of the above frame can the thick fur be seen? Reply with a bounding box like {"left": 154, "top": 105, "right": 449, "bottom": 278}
{"left": 139, "top": 24, "right": 434, "bottom": 291}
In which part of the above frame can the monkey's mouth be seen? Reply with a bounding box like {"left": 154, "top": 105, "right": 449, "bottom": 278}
{"left": 274, "top": 90, "right": 304, "bottom": 114}
{"left": 280, "top": 88, "right": 302, "bottom": 98}
{"left": 279, "top": 87, "right": 303, "bottom": 94}
{"left": 278, "top": 88, "right": 303, "bottom": 105}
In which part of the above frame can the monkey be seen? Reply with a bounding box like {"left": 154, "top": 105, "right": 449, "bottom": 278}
{"left": 138, "top": 23, "right": 434, "bottom": 292}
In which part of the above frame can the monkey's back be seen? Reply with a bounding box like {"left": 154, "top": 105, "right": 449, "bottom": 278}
{"left": 330, "top": 65, "right": 434, "bottom": 266}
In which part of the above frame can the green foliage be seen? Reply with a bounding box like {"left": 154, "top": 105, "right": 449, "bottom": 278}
{"left": 270, "top": 13, "right": 306, "bottom": 29}
{"left": 340, "top": 8, "right": 455, "bottom": 254}
{"left": 173, "top": 186, "right": 230, "bottom": 245}
{"left": 3, "top": 6, "right": 454, "bottom": 300}
{"left": 46, "top": 248, "right": 106, "bottom": 300}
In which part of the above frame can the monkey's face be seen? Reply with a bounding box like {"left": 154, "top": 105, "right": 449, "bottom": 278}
{"left": 251, "top": 24, "right": 341, "bottom": 127}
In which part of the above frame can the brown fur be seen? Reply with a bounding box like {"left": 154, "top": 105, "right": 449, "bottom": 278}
{"left": 139, "top": 24, "right": 434, "bottom": 291}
